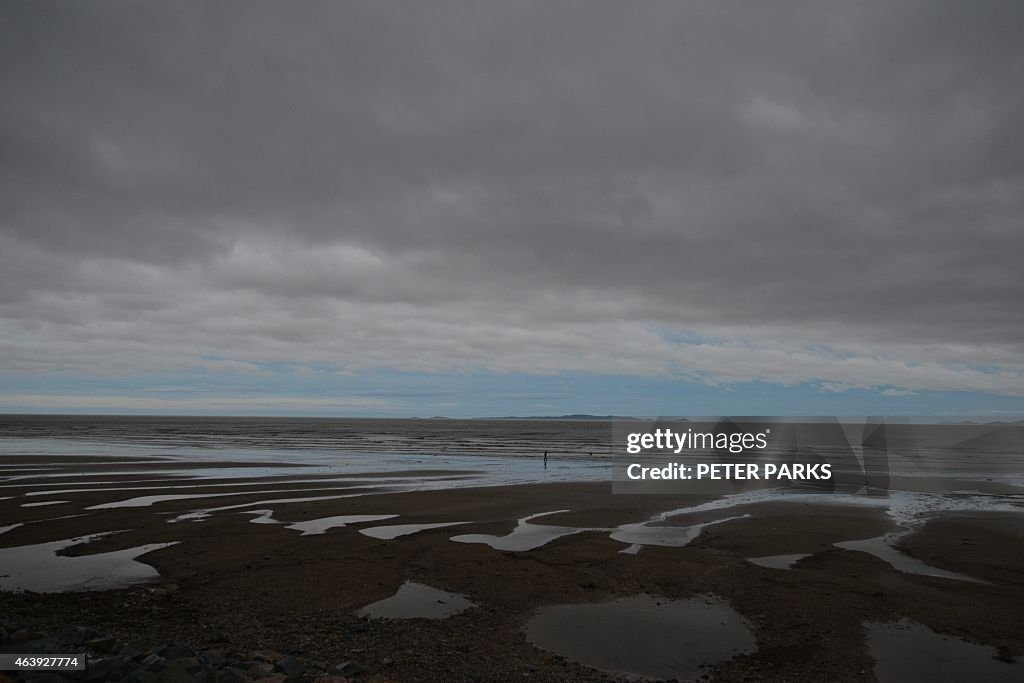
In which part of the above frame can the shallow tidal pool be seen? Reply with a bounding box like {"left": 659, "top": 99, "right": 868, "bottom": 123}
{"left": 525, "top": 593, "right": 756, "bottom": 680}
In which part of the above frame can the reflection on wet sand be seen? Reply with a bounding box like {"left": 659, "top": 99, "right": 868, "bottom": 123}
{"left": 527, "top": 593, "right": 756, "bottom": 680}
{"left": 0, "top": 532, "right": 176, "bottom": 593}
{"left": 286, "top": 514, "right": 399, "bottom": 536}
{"left": 747, "top": 553, "right": 810, "bottom": 569}
{"left": 359, "top": 521, "right": 470, "bottom": 539}
{"left": 241, "top": 509, "right": 283, "bottom": 525}
{"left": 358, "top": 581, "right": 475, "bottom": 619}
{"left": 867, "top": 618, "right": 1021, "bottom": 682}
{"left": 451, "top": 509, "right": 750, "bottom": 554}
{"left": 610, "top": 514, "right": 749, "bottom": 550}
{"left": 836, "top": 534, "right": 987, "bottom": 583}
{"left": 451, "top": 510, "right": 604, "bottom": 551}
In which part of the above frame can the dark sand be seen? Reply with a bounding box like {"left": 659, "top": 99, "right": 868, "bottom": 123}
{"left": 2, "top": 467, "right": 1024, "bottom": 682}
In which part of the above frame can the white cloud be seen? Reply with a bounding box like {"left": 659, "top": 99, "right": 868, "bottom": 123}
{"left": 879, "top": 388, "right": 918, "bottom": 397}
{"left": 0, "top": 394, "right": 394, "bottom": 412}
{"left": 2, "top": 247, "right": 1023, "bottom": 397}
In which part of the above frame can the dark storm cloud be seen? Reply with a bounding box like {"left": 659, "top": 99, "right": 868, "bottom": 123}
{"left": 2, "top": 0, "right": 1023, "bottom": 395}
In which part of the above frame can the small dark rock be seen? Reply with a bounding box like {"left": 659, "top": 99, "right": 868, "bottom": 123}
{"left": 216, "top": 667, "right": 249, "bottom": 683}
{"left": 158, "top": 645, "right": 195, "bottom": 660}
{"left": 176, "top": 657, "right": 202, "bottom": 674}
{"left": 276, "top": 656, "right": 305, "bottom": 678}
{"left": 120, "top": 645, "right": 143, "bottom": 659}
{"left": 85, "top": 655, "right": 133, "bottom": 681}
{"left": 332, "top": 660, "right": 363, "bottom": 677}
{"left": 141, "top": 653, "right": 166, "bottom": 671}
{"left": 201, "top": 650, "right": 225, "bottom": 668}
{"left": 248, "top": 662, "right": 275, "bottom": 678}
{"left": 51, "top": 628, "right": 96, "bottom": 647}
{"left": 10, "top": 629, "right": 44, "bottom": 643}
{"left": 192, "top": 665, "right": 218, "bottom": 683}
{"left": 156, "top": 662, "right": 194, "bottom": 683}
{"left": 84, "top": 636, "right": 118, "bottom": 654}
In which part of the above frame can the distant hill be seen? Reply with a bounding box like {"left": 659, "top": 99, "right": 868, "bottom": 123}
{"left": 484, "top": 414, "right": 639, "bottom": 421}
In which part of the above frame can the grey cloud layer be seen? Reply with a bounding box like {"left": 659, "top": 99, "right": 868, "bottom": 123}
{"left": 2, "top": 1, "right": 1023, "bottom": 394}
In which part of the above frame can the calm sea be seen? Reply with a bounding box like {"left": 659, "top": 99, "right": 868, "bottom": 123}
{"left": 0, "top": 415, "right": 1021, "bottom": 484}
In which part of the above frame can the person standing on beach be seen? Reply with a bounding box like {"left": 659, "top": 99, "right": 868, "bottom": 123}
{"left": 543, "top": 450, "right": 548, "bottom": 468}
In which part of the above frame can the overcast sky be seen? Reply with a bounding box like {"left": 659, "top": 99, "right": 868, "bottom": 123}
{"left": 2, "top": 1, "right": 1023, "bottom": 416}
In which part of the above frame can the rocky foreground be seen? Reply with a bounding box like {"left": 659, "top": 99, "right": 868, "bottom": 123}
{"left": 0, "top": 621, "right": 372, "bottom": 683}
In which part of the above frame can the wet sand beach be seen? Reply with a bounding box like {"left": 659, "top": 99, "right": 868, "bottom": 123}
{"left": 2, "top": 448, "right": 1023, "bottom": 682}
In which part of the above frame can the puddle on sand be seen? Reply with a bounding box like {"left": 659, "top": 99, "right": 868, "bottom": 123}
{"left": 451, "top": 510, "right": 602, "bottom": 551}
{"left": 1, "top": 523, "right": 24, "bottom": 535}
{"left": 286, "top": 514, "right": 398, "bottom": 536}
{"left": 21, "top": 500, "right": 70, "bottom": 507}
{"left": 0, "top": 533, "right": 176, "bottom": 592}
{"left": 90, "top": 492, "right": 254, "bottom": 509}
{"left": 89, "top": 487, "right": 369, "bottom": 509}
{"left": 242, "top": 509, "right": 283, "bottom": 524}
{"left": 867, "top": 618, "right": 1021, "bottom": 682}
{"left": 170, "top": 494, "right": 365, "bottom": 522}
{"left": 527, "top": 593, "right": 756, "bottom": 680}
{"left": 836, "top": 535, "right": 986, "bottom": 583}
{"left": 357, "top": 581, "right": 475, "bottom": 619}
{"left": 360, "top": 521, "right": 470, "bottom": 540}
{"left": 450, "top": 510, "right": 750, "bottom": 554}
{"left": 609, "top": 514, "right": 749, "bottom": 550}
{"left": 748, "top": 553, "right": 811, "bottom": 569}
